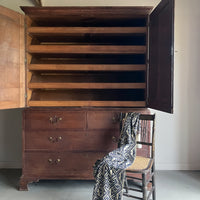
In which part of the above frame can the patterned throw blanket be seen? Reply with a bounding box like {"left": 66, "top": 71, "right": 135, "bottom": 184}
{"left": 92, "top": 112, "right": 140, "bottom": 200}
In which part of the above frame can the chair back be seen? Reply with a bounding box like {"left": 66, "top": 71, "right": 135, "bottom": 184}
{"left": 136, "top": 114, "right": 155, "bottom": 159}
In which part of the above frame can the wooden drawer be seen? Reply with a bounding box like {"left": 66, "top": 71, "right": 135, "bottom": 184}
{"left": 25, "top": 110, "right": 86, "bottom": 130}
{"left": 87, "top": 111, "right": 120, "bottom": 130}
{"left": 25, "top": 130, "right": 119, "bottom": 152}
{"left": 24, "top": 152, "right": 106, "bottom": 178}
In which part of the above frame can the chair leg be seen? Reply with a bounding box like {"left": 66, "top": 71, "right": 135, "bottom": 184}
{"left": 124, "top": 172, "right": 129, "bottom": 194}
{"left": 152, "top": 165, "right": 156, "bottom": 200}
{"left": 142, "top": 173, "right": 147, "bottom": 200}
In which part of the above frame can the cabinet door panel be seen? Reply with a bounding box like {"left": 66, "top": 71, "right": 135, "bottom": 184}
{"left": 0, "top": 6, "right": 25, "bottom": 109}
{"left": 149, "top": 0, "right": 174, "bottom": 113}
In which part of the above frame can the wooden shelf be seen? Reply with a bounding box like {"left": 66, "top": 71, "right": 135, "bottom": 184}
{"left": 28, "top": 45, "right": 146, "bottom": 54}
{"left": 28, "top": 64, "right": 146, "bottom": 71}
{"left": 28, "top": 27, "right": 147, "bottom": 35}
{"left": 28, "top": 100, "right": 146, "bottom": 107}
{"left": 28, "top": 82, "right": 146, "bottom": 89}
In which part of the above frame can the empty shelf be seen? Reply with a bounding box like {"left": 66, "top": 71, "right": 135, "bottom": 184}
{"left": 28, "top": 64, "right": 146, "bottom": 71}
{"left": 28, "top": 82, "right": 146, "bottom": 89}
{"left": 28, "top": 101, "right": 146, "bottom": 107}
{"left": 28, "top": 27, "right": 147, "bottom": 35}
{"left": 28, "top": 45, "right": 146, "bottom": 54}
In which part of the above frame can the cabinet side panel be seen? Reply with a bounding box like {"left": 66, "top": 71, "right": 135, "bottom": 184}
{"left": 0, "top": 6, "right": 25, "bottom": 109}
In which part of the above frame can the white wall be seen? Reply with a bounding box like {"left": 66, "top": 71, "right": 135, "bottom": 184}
{"left": 0, "top": 0, "right": 200, "bottom": 170}
{"left": 153, "top": 0, "right": 200, "bottom": 170}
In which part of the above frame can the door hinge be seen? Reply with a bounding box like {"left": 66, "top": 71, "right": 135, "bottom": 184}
{"left": 25, "top": 94, "right": 27, "bottom": 99}
{"left": 171, "top": 46, "right": 174, "bottom": 56}
{"left": 147, "top": 16, "right": 150, "bottom": 27}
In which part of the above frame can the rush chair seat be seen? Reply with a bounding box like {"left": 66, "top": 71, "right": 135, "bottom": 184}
{"left": 123, "top": 114, "right": 156, "bottom": 200}
{"left": 126, "top": 156, "right": 153, "bottom": 171}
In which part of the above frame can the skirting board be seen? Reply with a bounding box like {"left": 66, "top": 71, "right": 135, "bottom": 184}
{"left": 0, "top": 161, "right": 200, "bottom": 170}
{"left": 0, "top": 161, "right": 22, "bottom": 169}
{"left": 156, "top": 163, "right": 200, "bottom": 170}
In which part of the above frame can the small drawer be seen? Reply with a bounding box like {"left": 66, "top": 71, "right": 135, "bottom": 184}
{"left": 25, "top": 130, "right": 119, "bottom": 152}
{"left": 25, "top": 110, "right": 86, "bottom": 130}
{"left": 80, "top": 131, "right": 119, "bottom": 152}
{"left": 87, "top": 111, "right": 120, "bottom": 130}
{"left": 24, "top": 152, "right": 106, "bottom": 178}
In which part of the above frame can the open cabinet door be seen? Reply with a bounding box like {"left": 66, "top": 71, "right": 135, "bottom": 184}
{"left": 148, "top": 0, "right": 174, "bottom": 113}
{"left": 0, "top": 6, "right": 25, "bottom": 109}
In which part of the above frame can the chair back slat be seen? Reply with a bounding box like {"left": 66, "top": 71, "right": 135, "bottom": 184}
{"left": 139, "top": 114, "right": 155, "bottom": 121}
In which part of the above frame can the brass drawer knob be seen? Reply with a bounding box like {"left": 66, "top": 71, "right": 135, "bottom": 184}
{"left": 56, "top": 158, "right": 61, "bottom": 163}
{"left": 58, "top": 136, "right": 62, "bottom": 140}
{"left": 48, "top": 158, "right": 53, "bottom": 163}
{"left": 112, "top": 136, "right": 118, "bottom": 143}
{"left": 112, "top": 114, "right": 119, "bottom": 124}
{"left": 49, "top": 117, "right": 53, "bottom": 123}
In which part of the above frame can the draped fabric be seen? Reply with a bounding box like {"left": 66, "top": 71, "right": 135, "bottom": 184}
{"left": 92, "top": 112, "right": 140, "bottom": 200}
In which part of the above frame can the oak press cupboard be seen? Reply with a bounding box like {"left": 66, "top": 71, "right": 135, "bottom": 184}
{"left": 0, "top": 0, "right": 174, "bottom": 191}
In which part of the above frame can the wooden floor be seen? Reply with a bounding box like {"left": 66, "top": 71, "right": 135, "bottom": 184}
{"left": 0, "top": 169, "right": 199, "bottom": 200}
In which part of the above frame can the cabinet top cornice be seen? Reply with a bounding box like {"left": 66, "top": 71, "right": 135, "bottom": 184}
{"left": 20, "top": 6, "right": 153, "bottom": 17}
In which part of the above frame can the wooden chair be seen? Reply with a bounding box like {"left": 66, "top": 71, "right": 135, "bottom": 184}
{"left": 123, "top": 114, "right": 156, "bottom": 200}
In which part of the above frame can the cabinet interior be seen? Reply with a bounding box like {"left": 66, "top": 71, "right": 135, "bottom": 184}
{"left": 23, "top": 7, "right": 152, "bottom": 107}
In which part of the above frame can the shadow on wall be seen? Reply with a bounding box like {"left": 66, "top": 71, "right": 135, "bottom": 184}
{"left": 0, "top": 108, "right": 23, "bottom": 168}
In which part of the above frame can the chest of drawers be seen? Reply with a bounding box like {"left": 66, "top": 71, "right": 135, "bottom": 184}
{"left": 19, "top": 108, "right": 130, "bottom": 190}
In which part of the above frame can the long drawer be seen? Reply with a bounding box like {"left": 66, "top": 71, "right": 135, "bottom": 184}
{"left": 24, "top": 110, "right": 86, "bottom": 130}
{"left": 25, "top": 130, "right": 119, "bottom": 151}
{"left": 23, "top": 152, "right": 106, "bottom": 179}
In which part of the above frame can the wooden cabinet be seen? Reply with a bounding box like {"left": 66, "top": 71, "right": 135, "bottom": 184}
{"left": 0, "top": 0, "right": 174, "bottom": 191}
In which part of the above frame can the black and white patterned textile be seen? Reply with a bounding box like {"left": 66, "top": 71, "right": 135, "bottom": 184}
{"left": 92, "top": 112, "right": 140, "bottom": 200}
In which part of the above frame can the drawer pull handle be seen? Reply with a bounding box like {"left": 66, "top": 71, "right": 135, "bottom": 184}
{"left": 48, "top": 136, "right": 63, "bottom": 143}
{"left": 49, "top": 117, "right": 53, "bottom": 123}
{"left": 112, "top": 114, "right": 119, "bottom": 123}
{"left": 112, "top": 116, "right": 116, "bottom": 122}
{"left": 48, "top": 158, "right": 61, "bottom": 164}
{"left": 49, "top": 116, "right": 62, "bottom": 124}
{"left": 112, "top": 136, "right": 118, "bottom": 143}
